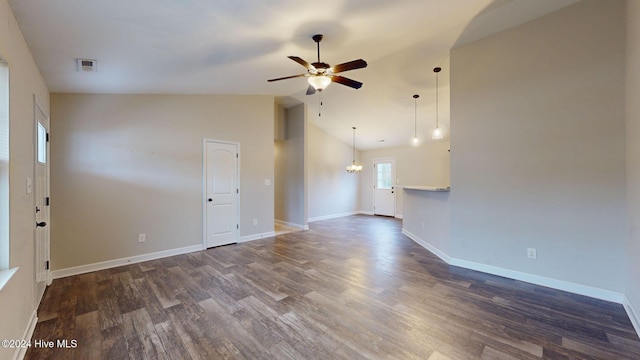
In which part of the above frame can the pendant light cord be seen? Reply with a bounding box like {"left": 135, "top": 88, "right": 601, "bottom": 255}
{"left": 352, "top": 127, "right": 356, "bottom": 164}
{"left": 414, "top": 97, "right": 417, "bottom": 137}
{"left": 434, "top": 67, "right": 441, "bottom": 129}
{"left": 436, "top": 72, "right": 439, "bottom": 128}
{"left": 412, "top": 94, "right": 419, "bottom": 142}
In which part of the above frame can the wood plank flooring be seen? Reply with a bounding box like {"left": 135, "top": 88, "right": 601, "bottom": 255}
{"left": 26, "top": 215, "right": 640, "bottom": 359}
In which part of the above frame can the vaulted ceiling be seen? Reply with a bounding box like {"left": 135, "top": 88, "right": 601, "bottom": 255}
{"left": 8, "top": 0, "right": 578, "bottom": 149}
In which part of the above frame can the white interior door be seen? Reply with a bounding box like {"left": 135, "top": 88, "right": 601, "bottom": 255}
{"left": 373, "top": 157, "right": 396, "bottom": 217}
{"left": 34, "top": 99, "right": 50, "bottom": 283}
{"left": 205, "top": 140, "right": 239, "bottom": 248}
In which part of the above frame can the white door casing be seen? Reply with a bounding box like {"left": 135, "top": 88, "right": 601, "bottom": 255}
{"left": 373, "top": 157, "right": 396, "bottom": 217}
{"left": 34, "top": 97, "right": 50, "bottom": 284}
{"left": 204, "top": 140, "right": 239, "bottom": 248}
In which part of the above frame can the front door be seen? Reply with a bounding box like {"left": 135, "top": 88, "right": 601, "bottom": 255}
{"left": 204, "top": 140, "right": 239, "bottom": 248}
{"left": 34, "top": 99, "right": 50, "bottom": 283}
{"left": 373, "top": 157, "right": 396, "bottom": 217}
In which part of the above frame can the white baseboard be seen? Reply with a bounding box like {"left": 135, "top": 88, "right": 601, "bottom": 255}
{"left": 12, "top": 310, "right": 37, "bottom": 360}
{"left": 308, "top": 211, "right": 359, "bottom": 223}
{"left": 402, "top": 229, "right": 451, "bottom": 263}
{"left": 239, "top": 231, "right": 276, "bottom": 243}
{"left": 624, "top": 296, "right": 640, "bottom": 338}
{"left": 449, "top": 257, "right": 624, "bottom": 303}
{"left": 358, "top": 211, "right": 401, "bottom": 219}
{"left": 402, "top": 229, "right": 625, "bottom": 304}
{"left": 51, "top": 244, "right": 204, "bottom": 279}
{"left": 274, "top": 219, "right": 307, "bottom": 229}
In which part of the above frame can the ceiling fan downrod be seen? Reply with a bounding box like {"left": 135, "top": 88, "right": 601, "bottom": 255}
{"left": 312, "top": 34, "right": 323, "bottom": 63}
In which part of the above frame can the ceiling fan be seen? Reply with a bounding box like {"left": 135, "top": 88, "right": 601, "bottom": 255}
{"left": 268, "top": 34, "right": 368, "bottom": 95}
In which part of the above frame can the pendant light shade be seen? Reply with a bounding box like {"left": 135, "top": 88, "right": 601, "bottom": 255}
{"left": 432, "top": 67, "right": 444, "bottom": 140}
{"left": 411, "top": 94, "right": 420, "bottom": 146}
{"left": 432, "top": 127, "right": 443, "bottom": 140}
{"left": 346, "top": 127, "right": 363, "bottom": 173}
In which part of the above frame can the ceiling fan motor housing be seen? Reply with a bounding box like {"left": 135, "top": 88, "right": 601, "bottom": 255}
{"left": 311, "top": 62, "right": 330, "bottom": 74}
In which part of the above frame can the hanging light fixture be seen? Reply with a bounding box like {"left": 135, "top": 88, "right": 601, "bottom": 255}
{"left": 411, "top": 94, "right": 420, "bottom": 146}
{"left": 432, "top": 67, "right": 444, "bottom": 140}
{"left": 346, "top": 126, "right": 363, "bottom": 173}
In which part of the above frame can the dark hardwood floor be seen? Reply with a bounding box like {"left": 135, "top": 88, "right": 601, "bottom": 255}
{"left": 26, "top": 215, "right": 640, "bottom": 359}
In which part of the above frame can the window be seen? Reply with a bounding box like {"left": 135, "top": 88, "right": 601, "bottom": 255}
{"left": 376, "top": 163, "right": 392, "bottom": 189}
{"left": 37, "top": 122, "right": 46, "bottom": 164}
{"left": 1, "top": 59, "right": 9, "bottom": 274}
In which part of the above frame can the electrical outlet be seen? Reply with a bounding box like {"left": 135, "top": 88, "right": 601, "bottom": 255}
{"left": 527, "top": 248, "right": 537, "bottom": 259}
{"left": 138, "top": 233, "right": 146, "bottom": 243}
{"left": 253, "top": 219, "right": 258, "bottom": 226}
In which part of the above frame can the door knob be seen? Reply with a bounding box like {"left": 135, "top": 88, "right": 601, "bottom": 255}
{"left": 36, "top": 221, "right": 47, "bottom": 228}
{"left": 208, "top": 198, "right": 213, "bottom": 202}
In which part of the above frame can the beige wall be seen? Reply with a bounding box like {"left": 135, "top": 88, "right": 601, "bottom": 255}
{"left": 0, "top": 1, "right": 50, "bottom": 358}
{"left": 50, "top": 93, "right": 274, "bottom": 270}
{"left": 450, "top": 0, "right": 626, "bottom": 292}
{"left": 359, "top": 141, "right": 450, "bottom": 217}
{"left": 626, "top": 0, "right": 640, "bottom": 321}
{"left": 307, "top": 123, "right": 359, "bottom": 220}
{"left": 274, "top": 104, "right": 306, "bottom": 227}
{"left": 402, "top": 190, "right": 451, "bottom": 254}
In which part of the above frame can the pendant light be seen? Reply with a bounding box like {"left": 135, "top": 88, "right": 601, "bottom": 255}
{"left": 432, "top": 67, "right": 444, "bottom": 140}
{"left": 346, "top": 127, "right": 363, "bottom": 173}
{"left": 411, "top": 94, "right": 420, "bottom": 146}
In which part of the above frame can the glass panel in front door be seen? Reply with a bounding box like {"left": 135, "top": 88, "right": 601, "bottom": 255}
{"left": 376, "top": 163, "right": 392, "bottom": 189}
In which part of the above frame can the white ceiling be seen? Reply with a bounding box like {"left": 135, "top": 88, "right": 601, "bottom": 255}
{"left": 8, "top": 0, "right": 578, "bottom": 149}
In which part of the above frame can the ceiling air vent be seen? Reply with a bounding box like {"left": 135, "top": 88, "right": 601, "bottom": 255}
{"left": 76, "top": 58, "right": 97, "bottom": 72}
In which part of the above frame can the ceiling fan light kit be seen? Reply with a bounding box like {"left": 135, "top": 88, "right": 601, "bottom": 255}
{"left": 268, "top": 34, "right": 367, "bottom": 95}
{"left": 307, "top": 75, "right": 331, "bottom": 91}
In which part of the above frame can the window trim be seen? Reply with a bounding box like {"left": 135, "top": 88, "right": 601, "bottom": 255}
{"left": 0, "top": 58, "right": 15, "bottom": 288}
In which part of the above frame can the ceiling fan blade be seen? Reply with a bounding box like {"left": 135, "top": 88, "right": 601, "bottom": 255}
{"left": 267, "top": 74, "right": 307, "bottom": 82}
{"left": 306, "top": 85, "right": 316, "bottom": 95}
{"left": 329, "top": 75, "right": 363, "bottom": 89}
{"left": 288, "top": 56, "right": 314, "bottom": 70}
{"left": 331, "top": 59, "right": 367, "bottom": 74}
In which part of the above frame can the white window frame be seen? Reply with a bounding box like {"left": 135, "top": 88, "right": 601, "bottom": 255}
{"left": 0, "top": 58, "right": 16, "bottom": 291}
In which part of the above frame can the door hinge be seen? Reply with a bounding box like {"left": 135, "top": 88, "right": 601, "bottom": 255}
{"left": 46, "top": 133, "right": 50, "bottom": 142}
{"left": 236, "top": 153, "right": 238, "bottom": 158}
{"left": 236, "top": 188, "right": 239, "bottom": 194}
{"left": 236, "top": 224, "right": 239, "bottom": 229}
{"left": 45, "top": 260, "right": 50, "bottom": 270}
{"left": 45, "top": 197, "right": 50, "bottom": 206}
